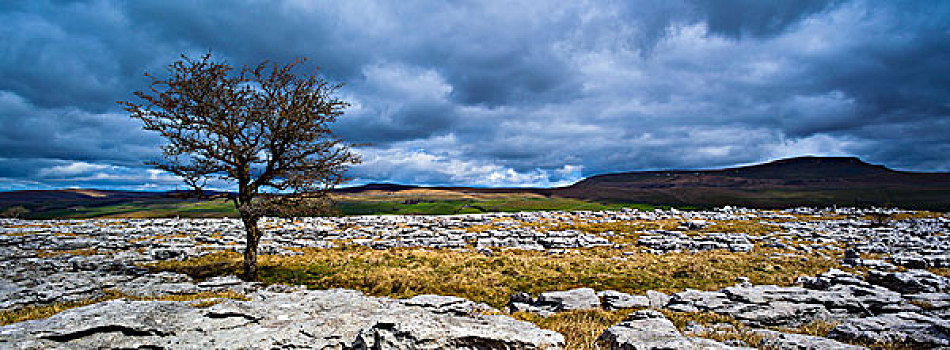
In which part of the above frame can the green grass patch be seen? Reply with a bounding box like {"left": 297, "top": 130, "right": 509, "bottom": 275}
{"left": 334, "top": 197, "right": 656, "bottom": 216}
{"left": 26, "top": 199, "right": 239, "bottom": 219}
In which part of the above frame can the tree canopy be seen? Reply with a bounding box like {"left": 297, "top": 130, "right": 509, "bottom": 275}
{"left": 121, "top": 53, "right": 360, "bottom": 279}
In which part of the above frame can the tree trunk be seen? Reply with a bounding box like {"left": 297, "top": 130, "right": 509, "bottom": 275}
{"left": 241, "top": 214, "right": 262, "bottom": 281}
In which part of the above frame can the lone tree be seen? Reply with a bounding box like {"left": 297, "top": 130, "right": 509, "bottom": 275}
{"left": 122, "top": 54, "right": 360, "bottom": 280}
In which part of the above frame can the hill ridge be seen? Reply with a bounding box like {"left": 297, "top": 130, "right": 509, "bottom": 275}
{"left": 3, "top": 156, "right": 949, "bottom": 212}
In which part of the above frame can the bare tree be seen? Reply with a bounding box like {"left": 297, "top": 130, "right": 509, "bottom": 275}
{"left": 121, "top": 54, "right": 360, "bottom": 280}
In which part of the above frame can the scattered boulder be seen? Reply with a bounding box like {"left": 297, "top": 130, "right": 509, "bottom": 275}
{"left": 537, "top": 288, "right": 601, "bottom": 311}
{"left": 597, "top": 310, "right": 747, "bottom": 349}
{"left": 681, "top": 220, "right": 709, "bottom": 230}
{"left": 646, "top": 290, "right": 670, "bottom": 308}
{"left": 599, "top": 290, "right": 650, "bottom": 310}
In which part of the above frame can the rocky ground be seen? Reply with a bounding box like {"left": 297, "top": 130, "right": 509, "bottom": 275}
{"left": 0, "top": 207, "right": 948, "bottom": 349}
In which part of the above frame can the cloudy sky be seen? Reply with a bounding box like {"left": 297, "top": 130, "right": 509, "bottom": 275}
{"left": 1, "top": 0, "right": 948, "bottom": 190}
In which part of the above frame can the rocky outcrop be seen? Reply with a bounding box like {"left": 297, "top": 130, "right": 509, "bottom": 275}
{"left": 1, "top": 208, "right": 948, "bottom": 349}
{"left": 0, "top": 288, "right": 564, "bottom": 349}
{"left": 865, "top": 269, "right": 948, "bottom": 294}
{"left": 662, "top": 269, "right": 927, "bottom": 328}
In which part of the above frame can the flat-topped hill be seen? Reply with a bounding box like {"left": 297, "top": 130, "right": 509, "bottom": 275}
{"left": 553, "top": 156, "right": 950, "bottom": 209}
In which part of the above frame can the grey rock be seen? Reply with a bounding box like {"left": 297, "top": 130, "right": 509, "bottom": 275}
{"left": 729, "top": 243, "right": 754, "bottom": 252}
{"left": 729, "top": 302, "right": 829, "bottom": 328}
{"left": 597, "top": 310, "right": 746, "bottom": 349}
{"left": 537, "top": 288, "right": 601, "bottom": 311}
{"left": 599, "top": 290, "right": 650, "bottom": 310}
{"left": 510, "top": 292, "right": 535, "bottom": 305}
{"left": 646, "top": 290, "right": 670, "bottom": 308}
{"left": 890, "top": 254, "right": 929, "bottom": 268}
{"left": 824, "top": 284, "right": 904, "bottom": 315}
{"left": 866, "top": 269, "right": 947, "bottom": 294}
{"left": 755, "top": 329, "right": 867, "bottom": 350}
{"left": 722, "top": 286, "right": 768, "bottom": 304}
{"left": 402, "top": 294, "right": 499, "bottom": 316}
{"left": 682, "top": 220, "right": 709, "bottom": 230}
{"left": 195, "top": 275, "right": 243, "bottom": 288}
{"left": 796, "top": 269, "right": 869, "bottom": 290}
{"left": 25, "top": 272, "right": 106, "bottom": 306}
{"left": 828, "top": 312, "right": 950, "bottom": 348}
{"left": 113, "top": 272, "right": 199, "bottom": 297}
{"left": 906, "top": 293, "right": 950, "bottom": 310}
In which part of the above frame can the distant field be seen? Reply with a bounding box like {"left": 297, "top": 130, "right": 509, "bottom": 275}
{"left": 26, "top": 198, "right": 239, "bottom": 219}
{"left": 11, "top": 191, "right": 662, "bottom": 219}
{"left": 336, "top": 197, "right": 655, "bottom": 216}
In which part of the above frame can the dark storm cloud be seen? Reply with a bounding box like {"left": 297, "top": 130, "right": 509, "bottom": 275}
{"left": 0, "top": 0, "right": 948, "bottom": 190}
{"left": 0, "top": 91, "right": 161, "bottom": 164}
{"left": 692, "top": 0, "right": 841, "bottom": 39}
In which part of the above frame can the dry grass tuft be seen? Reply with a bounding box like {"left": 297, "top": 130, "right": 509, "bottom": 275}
{"left": 928, "top": 268, "right": 950, "bottom": 277}
{"left": 700, "top": 220, "right": 783, "bottom": 236}
{"left": 777, "top": 319, "right": 839, "bottom": 337}
{"left": 36, "top": 248, "right": 100, "bottom": 257}
{"left": 867, "top": 211, "right": 947, "bottom": 221}
{"left": 0, "top": 299, "right": 103, "bottom": 326}
{"left": 513, "top": 309, "right": 632, "bottom": 350}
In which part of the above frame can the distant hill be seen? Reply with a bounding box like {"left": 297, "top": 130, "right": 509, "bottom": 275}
{"left": 550, "top": 156, "right": 950, "bottom": 210}
{"left": 0, "top": 189, "right": 231, "bottom": 206}
{"left": 0, "top": 189, "right": 164, "bottom": 206}
{"left": 2, "top": 156, "right": 949, "bottom": 217}
{"left": 0, "top": 189, "right": 234, "bottom": 219}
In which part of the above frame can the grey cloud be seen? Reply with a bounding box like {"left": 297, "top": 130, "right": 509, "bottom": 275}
{"left": 0, "top": 91, "right": 161, "bottom": 169}
{"left": 0, "top": 0, "right": 948, "bottom": 190}
{"left": 692, "top": 0, "right": 841, "bottom": 39}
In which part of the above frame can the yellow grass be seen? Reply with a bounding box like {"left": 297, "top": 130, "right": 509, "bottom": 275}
{"left": 700, "top": 220, "right": 783, "bottom": 235}
{"left": 514, "top": 309, "right": 632, "bottom": 350}
{"left": 36, "top": 248, "right": 100, "bottom": 257}
{"left": 146, "top": 246, "right": 839, "bottom": 309}
{"left": 929, "top": 268, "right": 950, "bottom": 277}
